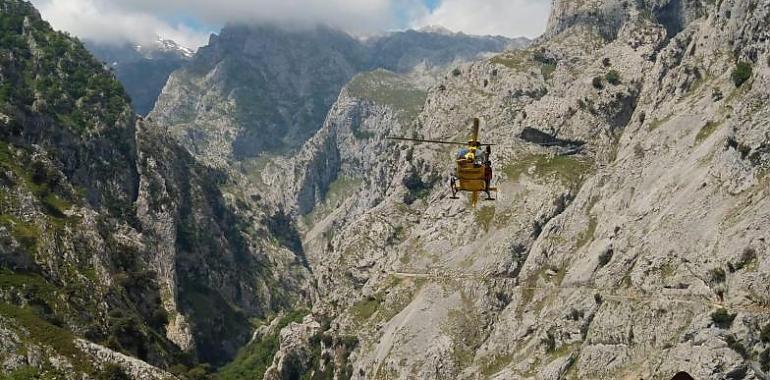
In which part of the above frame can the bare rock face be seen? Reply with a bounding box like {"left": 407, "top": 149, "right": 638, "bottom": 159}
{"left": 246, "top": 0, "right": 770, "bottom": 378}
{"left": 76, "top": 339, "right": 178, "bottom": 380}
{"left": 263, "top": 315, "right": 321, "bottom": 380}
{"left": 148, "top": 25, "right": 521, "bottom": 167}
{"left": 0, "top": 2, "right": 312, "bottom": 377}
{"left": 86, "top": 38, "right": 193, "bottom": 116}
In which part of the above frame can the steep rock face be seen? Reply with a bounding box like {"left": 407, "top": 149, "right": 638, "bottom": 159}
{"left": 87, "top": 39, "right": 193, "bottom": 116}
{"left": 150, "top": 25, "right": 368, "bottom": 165}
{"left": 149, "top": 26, "right": 523, "bottom": 166}
{"left": 260, "top": 69, "right": 424, "bottom": 217}
{"left": 250, "top": 0, "right": 770, "bottom": 378}
{"left": 135, "top": 122, "right": 312, "bottom": 366}
{"left": 0, "top": 2, "right": 311, "bottom": 378}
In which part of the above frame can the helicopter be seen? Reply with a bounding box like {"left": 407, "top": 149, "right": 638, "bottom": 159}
{"left": 388, "top": 118, "right": 497, "bottom": 207}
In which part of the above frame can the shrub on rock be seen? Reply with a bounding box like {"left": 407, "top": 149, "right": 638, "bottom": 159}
{"left": 731, "top": 62, "right": 752, "bottom": 87}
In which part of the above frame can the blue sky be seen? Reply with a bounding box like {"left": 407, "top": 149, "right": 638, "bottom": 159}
{"left": 32, "top": 0, "right": 552, "bottom": 48}
{"left": 424, "top": 0, "right": 442, "bottom": 11}
{"left": 161, "top": 0, "right": 468, "bottom": 38}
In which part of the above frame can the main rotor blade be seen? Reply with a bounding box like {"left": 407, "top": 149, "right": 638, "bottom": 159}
{"left": 387, "top": 137, "right": 495, "bottom": 146}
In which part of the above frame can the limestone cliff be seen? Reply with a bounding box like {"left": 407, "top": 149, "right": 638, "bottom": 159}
{"left": 0, "top": 1, "right": 310, "bottom": 378}
{"left": 248, "top": 0, "right": 770, "bottom": 378}
{"left": 87, "top": 38, "right": 193, "bottom": 116}
{"left": 148, "top": 25, "right": 523, "bottom": 167}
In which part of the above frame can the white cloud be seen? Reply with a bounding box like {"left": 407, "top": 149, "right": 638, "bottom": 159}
{"left": 29, "top": 0, "right": 551, "bottom": 48}
{"left": 31, "top": 0, "right": 213, "bottom": 48}
{"left": 115, "top": 0, "right": 403, "bottom": 32}
{"left": 31, "top": 0, "right": 412, "bottom": 48}
{"left": 413, "top": 0, "right": 551, "bottom": 38}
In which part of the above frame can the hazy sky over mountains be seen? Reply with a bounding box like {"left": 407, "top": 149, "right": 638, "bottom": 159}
{"left": 31, "top": 0, "right": 551, "bottom": 48}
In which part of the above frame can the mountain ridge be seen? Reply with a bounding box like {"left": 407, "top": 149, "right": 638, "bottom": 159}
{"left": 233, "top": 0, "right": 770, "bottom": 378}
{"left": 87, "top": 38, "right": 194, "bottom": 116}
{"left": 0, "top": 1, "right": 310, "bottom": 378}
{"left": 148, "top": 23, "right": 528, "bottom": 165}
{"left": 2, "top": 0, "right": 770, "bottom": 379}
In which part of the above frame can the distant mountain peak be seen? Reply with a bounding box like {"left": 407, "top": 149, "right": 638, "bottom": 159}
{"left": 132, "top": 37, "right": 195, "bottom": 59}
{"left": 417, "top": 25, "right": 456, "bottom": 35}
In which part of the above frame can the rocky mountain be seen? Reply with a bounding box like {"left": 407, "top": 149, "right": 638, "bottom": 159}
{"left": 3, "top": 0, "right": 770, "bottom": 378}
{"left": 224, "top": 0, "right": 770, "bottom": 378}
{"left": 149, "top": 25, "right": 526, "bottom": 166}
{"left": 87, "top": 38, "right": 194, "bottom": 116}
{"left": 365, "top": 29, "right": 526, "bottom": 76}
{"left": 0, "top": 1, "right": 310, "bottom": 378}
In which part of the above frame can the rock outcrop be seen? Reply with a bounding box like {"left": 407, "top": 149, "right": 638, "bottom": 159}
{"left": 0, "top": 1, "right": 310, "bottom": 378}
{"left": 245, "top": 0, "right": 770, "bottom": 378}
{"left": 148, "top": 25, "right": 525, "bottom": 166}
{"left": 4, "top": 0, "right": 770, "bottom": 378}
{"left": 87, "top": 38, "right": 193, "bottom": 116}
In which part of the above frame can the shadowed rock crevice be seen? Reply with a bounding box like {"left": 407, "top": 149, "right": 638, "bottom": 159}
{"left": 520, "top": 127, "right": 587, "bottom": 148}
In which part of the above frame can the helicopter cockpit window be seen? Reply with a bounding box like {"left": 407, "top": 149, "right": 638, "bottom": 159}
{"left": 476, "top": 149, "right": 486, "bottom": 165}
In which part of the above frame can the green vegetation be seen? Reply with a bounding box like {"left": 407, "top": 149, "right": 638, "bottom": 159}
{"left": 402, "top": 169, "right": 438, "bottom": 205}
{"left": 597, "top": 249, "right": 613, "bottom": 268}
{"left": 761, "top": 323, "right": 770, "bottom": 343}
{"left": 695, "top": 120, "right": 722, "bottom": 143}
{"left": 724, "top": 335, "right": 748, "bottom": 358}
{"left": 502, "top": 154, "right": 595, "bottom": 189}
{"left": 475, "top": 206, "right": 496, "bottom": 232}
{"left": 96, "top": 364, "right": 130, "bottom": 380}
{"left": 0, "top": 215, "right": 39, "bottom": 251}
{"left": 489, "top": 50, "right": 531, "bottom": 71}
{"left": 179, "top": 282, "right": 252, "bottom": 365}
{"left": 761, "top": 349, "right": 770, "bottom": 372}
{"left": 0, "top": 303, "right": 92, "bottom": 373}
{"left": 710, "top": 308, "right": 736, "bottom": 329}
{"left": 576, "top": 215, "right": 597, "bottom": 249}
{"left": 0, "top": 271, "right": 58, "bottom": 302}
{"left": 592, "top": 76, "right": 604, "bottom": 89}
{"left": 443, "top": 296, "right": 484, "bottom": 369}
{"left": 708, "top": 267, "right": 726, "bottom": 283}
{"left": 216, "top": 328, "right": 279, "bottom": 380}
{"left": 648, "top": 114, "right": 674, "bottom": 131}
{"left": 347, "top": 70, "right": 427, "bottom": 124}
{"left": 386, "top": 225, "right": 406, "bottom": 246}
{"left": 606, "top": 70, "right": 621, "bottom": 85}
{"left": 351, "top": 294, "right": 384, "bottom": 322}
{"left": 480, "top": 354, "right": 514, "bottom": 377}
{"left": 491, "top": 49, "right": 557, "bottom": 80}
{"left": 0, "top": 367, "right": 52, "bottom": 380}
{"left": 265, "top": 209, "right": 303, "bottom": 254}
{"left": 729, "top": 247, "right": 758, "bottom": 272}
{"left": 350, "top": 123, "right": 376, "bottom": 140}
{"left": 0, "top": 143, "right": 77, "bottom": 224}
{"left": 0, "top": 3, "right": 130, "bottom": 132}
{"left": 304, "top": 176, "right": 362, "bottom": 225}
{"left": 541, "top": 63, "right": 557, "bottom": 81}
{"left": 731, "top": 62, "right": 753, "bottom": 87}
{"left": 576, "top": 197, "right": 598, "bottom": 250}
{"left": 217, "top": 310, "right": 308, "bottom": 380}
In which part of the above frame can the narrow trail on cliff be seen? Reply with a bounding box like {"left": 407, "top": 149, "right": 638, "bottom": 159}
{"left": 387, "top": 272, "right": 770, "bottom": 314}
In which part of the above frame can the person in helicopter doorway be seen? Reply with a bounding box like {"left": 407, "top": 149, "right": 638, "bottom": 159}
{"left": 484, "top": 143, "right": 493, "bottom": 199}
{"left": 460, "top": 141, "right": 483, "bottom": 165}
{"left": 484, "top": 159, "right": 493, "bottom": 200}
